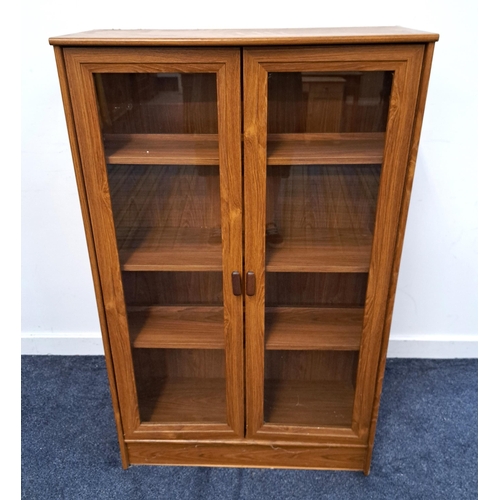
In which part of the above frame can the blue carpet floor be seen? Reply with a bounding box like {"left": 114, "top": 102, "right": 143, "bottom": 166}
{"left": 21, "top": 357, "right": 477, "bottom": 499}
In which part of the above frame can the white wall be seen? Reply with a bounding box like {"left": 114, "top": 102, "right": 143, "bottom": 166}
{"left": 21, "top": 0, "right": 478, "bottom": 357}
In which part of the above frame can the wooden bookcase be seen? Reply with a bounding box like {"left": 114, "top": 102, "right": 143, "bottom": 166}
{"left": 49, "top": 27, "right": 438, "bottom": 473}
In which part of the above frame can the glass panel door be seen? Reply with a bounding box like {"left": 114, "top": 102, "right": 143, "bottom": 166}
{"left": 64, "top": 48, "right": 243, "bottom": 437}
{"left": 264, "top": 71, "right": 390, "bottom": 428}
{"left": 96, "top": 72, "right": 228, "bottom": 424}
{"left": 243, "top": 45, "right": 423, "bottom": 439}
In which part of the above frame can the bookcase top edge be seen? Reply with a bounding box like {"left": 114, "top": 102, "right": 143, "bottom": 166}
{"left": 49, "top": 27, "right": 439, "bottom": 46}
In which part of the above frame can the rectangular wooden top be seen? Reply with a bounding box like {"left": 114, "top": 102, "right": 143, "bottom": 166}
{"left": 49, "top": 27, "right": 439, "bottom": 46}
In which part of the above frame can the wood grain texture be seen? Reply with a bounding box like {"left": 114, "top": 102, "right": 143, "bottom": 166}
{"left": 254, "top": 422, "right": 360, "bottom": 444}
{"left": 122, "top": 271, "right": 223, "bottom": 306}
{"left": 49, "top": 27, "right": 439, "bottom": 46}
{"left": 265, "top": 272, "right": 368, "bottom": 308}
{"left": 126, "top": 422, "right": 237, "bottom": 441}
{"left": 128, "top": 306, "right": 224, "bottom": 349}
{"left": 136, "top": 377, "right": 227, "bottom": 423}
{"left": 216, "top": 50, "right": 245, "bottom": 438}
{"left": 126, "top": 440, "right": 367, "bottom": 470}
{"left": 260, "top": 348, "right": 359, "bottom": 441}
{"left": 131, "top": 349, "right": 227, "bottom": 424}
{"left": 267, "top": 71, "right": 390, "bottom": 135}
{"left": 264, "top": 350, "right": 358, "bottom": 382}
{"left": 54, "top": 34, "right": 437, "bottom": 470}
{"left": 253, "top": 350, "right": 361, "bottom": 443}
{"left": 352, "top": 46, "right": 425, "bottom": 439}
{"left": 265, "top": 229, "right": 372, "bottom": 272}
{"left": 268, "top": 133, "right": 384, "bottom": 165}
{"left": 64, "top": 49, "right": 142, "bottom": 438}
{"left": 265, "top": 307, "right": 363, "bottom": 350}
{"left": 132, "top": 348, "right": 226, "bottom": 379}
{"left": 63, "top": 47, "right": 244, "bottom": 441}
{"left": 264, "top": 380, "right": 354, "bottom": 427}
{"left": 104, "top": 134, "right": 219, "bottom": 165}
{"left": 244, "top": 44, "right": 426, "bottom": 448}
{"left": 53, "top": 46, "right": 129, "bottom": 469}
{"left": 118, "top": 228, "right": 222, "bottom": 271}
{"left": 97, "top": 73, "right": 218, "bottom": 135}
{"left": 243, "top": 49, "right": 268, "bottom": 438}
{"left": 106, "top": 164, "right": 223, "bottom": 271}
{"left": 363, "top": 42, "right": 437, "bottom": 475}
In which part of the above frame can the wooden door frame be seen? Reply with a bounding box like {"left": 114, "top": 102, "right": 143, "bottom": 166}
{"left": 243, "top": 44, "right": 425, "bottom": 442}
{"left": 63, "top": 47, "right": 244, "bottom": 441}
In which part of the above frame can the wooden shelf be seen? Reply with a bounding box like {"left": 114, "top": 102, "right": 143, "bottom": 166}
{"left": 117, "top": 227, "right": 222, "bottom": 271}
{"left": 137, "top": 377, "right": 226, "bottom": 423}
{"left": 103, "top": 133, "right": 383, "bottom": 166}
{"left": 104, "top": 133, "right": 219, "bottom": 165}
{"left": 129, "top": 306, "right": 224, "bottom": 349}
{"left": 266, "top": 228, "right": 372, "bottom": 272}
{"left": 265, "top": 307, "right": 363, "bottom": 350}
{"left": 267, "top": 133, "right": 385, "bottom": 165}
{"left": 264, "top": 379, "right": 354, "bottom": 427}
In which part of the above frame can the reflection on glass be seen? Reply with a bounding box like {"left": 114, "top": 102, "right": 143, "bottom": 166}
{"left": 264, "top": 71, "right": 392, "bottom": 429}
{"left": 133, "top": 348, "right": 226, "bottom": 424}
{"left": 95, "top": 73, "right": 218, "bottom": 134}
{"left": 265, "top": 164, "right": 381, "bottom": 272}
{"left": 106, "top": 164, "right": 222, "bottom": 269}
{"left": 94, "top": 72, "right": 227, "bottom": 425}
{"left": 268, "top": 71, "right": 392, "bottom": 133}
{"left": 264, "top": 350, "right": 358, "bottom": 427}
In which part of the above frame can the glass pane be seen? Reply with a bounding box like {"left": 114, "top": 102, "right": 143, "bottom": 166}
{"left": 96, "top": 73, "right": 218, "bottom": 134}
{"left": 264, "top": 71, "right": 391, "bottom": 428}
{"left": 107, "top": 164, "right": 222, "bottom": 270}
{"left": 133, "top": 349, "right": 226, "bottom": 424}
{"left": 264, "top": 351, "right": 358, "bottom": 427}
{"left": 265, "top": 164, "right": 381, "bottom": 272}
{"left": 268, "top": 71, "right": 392, "bottom": 133}
{"left": 95, "top": 73, "right": 227, "bottom": 425}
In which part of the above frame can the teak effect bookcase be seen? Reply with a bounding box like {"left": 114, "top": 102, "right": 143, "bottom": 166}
{"left": 49, "top": 27, "right": 438, "bottom": 473}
